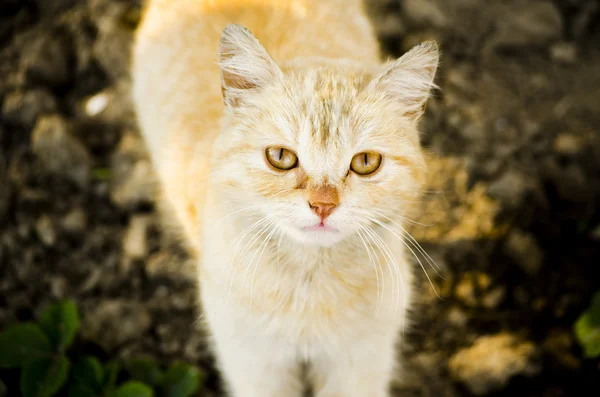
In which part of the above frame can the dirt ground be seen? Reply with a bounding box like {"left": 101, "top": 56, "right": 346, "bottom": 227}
{"left": 1, "top": 0, "right": 599, "bottom": 396}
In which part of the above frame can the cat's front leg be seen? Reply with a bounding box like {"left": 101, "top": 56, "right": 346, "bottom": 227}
{"left": 210, "top": 328, "right": 303, "bottom": 397}
{"left": 310, "top": 329, "right": 399, "bottom": 397}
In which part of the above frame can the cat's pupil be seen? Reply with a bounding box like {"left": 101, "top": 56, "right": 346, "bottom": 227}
{"left": 363, "top": 153, "right": 368, "bottom": 166}
{"left": 279, "top": 148, "right": 284, "bottom": 161}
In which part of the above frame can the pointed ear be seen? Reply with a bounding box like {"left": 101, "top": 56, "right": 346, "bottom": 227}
{"left": 219, "top": 24, "right": 282, "bottom": 107}
{"left": 370, "top": 41, "right": 440, "bottom": 121}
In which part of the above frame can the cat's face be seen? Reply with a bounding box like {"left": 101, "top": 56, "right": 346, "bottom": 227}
{"left": 211, "top": 25, "right": 438, "bottom": 247}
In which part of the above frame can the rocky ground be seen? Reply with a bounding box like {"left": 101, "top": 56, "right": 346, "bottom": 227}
{"left": 1, "top": 0, "right": 599, "bottom": 396}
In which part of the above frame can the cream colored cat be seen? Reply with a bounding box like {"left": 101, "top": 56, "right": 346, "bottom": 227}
{"left": 132, "top": 0, "right": 439, "bottom": 396}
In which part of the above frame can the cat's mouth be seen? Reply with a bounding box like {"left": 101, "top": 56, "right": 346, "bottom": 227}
{"left": 300, "top": 223, "right": 339, "bottom": 233}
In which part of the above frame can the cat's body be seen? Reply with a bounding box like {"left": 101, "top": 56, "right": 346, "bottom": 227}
{"left": 133, "top": 0, "right": 439, "bottom": 396}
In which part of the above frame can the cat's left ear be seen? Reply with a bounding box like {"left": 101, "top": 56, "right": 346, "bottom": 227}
{"left": 370, "top": 41, "right": 439, "bottom": 121}
{"left": 219, "top": 24, "right": 283, "bottom": 108}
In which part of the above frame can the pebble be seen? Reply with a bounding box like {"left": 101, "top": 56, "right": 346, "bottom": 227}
{"left": 455, "top": 272, "right": 491, "bottom": 307}
{"left": 83, "top": 82, "right": 135, "bottom": 126}
{"left": 35, "top": 215, "right": 57, "bottom": 247}
{"left": 487, "top": 169, "right": 530, "bottom": 209}
{"left": 31, "top": 114, "right": 93, "bottom": 188}
{"left": 448, "top": 333, "right": 540, "bottom": 395}
{"left": 50, "top": 276, "right": 67, "bottom": 299}
{"left": 90, "top": 0, "right": 137, "bottom": 80}
{"left": 1, "top": 89, "right": 57, "bottom": 129}
{"left": 543, "top": 329, "right": 580, "bottom": 370}
{"left": 183, "top": 332, "right": 208, "bottom": 362}
{"left": 82, "top": 300, "right": 152, "bottom": 351}
{"left": 110, "top": 160, "right": 155, "bottom": 209}
{"left": 123, "top": 215, "right": 151, "bottom": 260}
{"left": 504, "top": 229, "right": 544, "bottom": 276}
{"left": 20, "top": 29, "right": 73, "bottom": 88}
{"left": 61, "top": 208, "right": 87, "bottom": 234}
{"left": 482, "top": 286, "right": 506, "bottom": 309}
{"left": 550, "top": 42, "right": 578, "bottom": 64}
{"left": 84, "top": 92, "right": 110, "bottom": 116}
{"left": 109, "top": 133, "right": 155, "bottom": 208}
{"left": 447, "top": 306, "right": 468, "bottom": 327}
{"left": 553, "top": 133, "right": 583, "bottom": 156}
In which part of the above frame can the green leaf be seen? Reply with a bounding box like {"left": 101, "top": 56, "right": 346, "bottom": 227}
{"left": 39, "top": 300, "right": 80, "bottom": 351}
{"left": 21, "top": 356, "right": 70, "bottom": 397}
{"left": 126, "top": 358, "right": 163, "bottom": 387}
{"left": 68, "top": 356, "right": 104, "bottom": 397}
{"left": 68, "top": 382, "right": 101, "bottom": 397}
{"left": 574, "top": 291, "right": 600, "bottom": 358}
{"left": 159, "top": 363, "right": 202, "bottom": 397}
{"left": 103, "top": 361, "right": 120, "bottom": 391}
{"left": 110, "top": 381, "right": 153, "bottom": 397}
{"left": 0, "top": 323, "right": 52, "bottom": 368}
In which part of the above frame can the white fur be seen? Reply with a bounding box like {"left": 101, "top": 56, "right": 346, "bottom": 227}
{"left": 132, "top": 1, "right": 439, "bottom": 396}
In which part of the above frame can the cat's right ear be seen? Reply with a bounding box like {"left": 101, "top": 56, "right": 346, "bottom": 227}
{"left": 219, "top": 24, "right": 283, "bottom": 108}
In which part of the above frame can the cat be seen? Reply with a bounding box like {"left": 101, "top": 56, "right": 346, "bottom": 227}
{"left": 132, "top": 0, "right": 439, "bottom": 396}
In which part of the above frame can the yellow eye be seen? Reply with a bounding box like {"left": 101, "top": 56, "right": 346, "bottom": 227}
{"left": 265, "top": 147, "right": 298, "bottom": 170}
{"left": 350, "top": 152, "right": 382, "bottom": 175}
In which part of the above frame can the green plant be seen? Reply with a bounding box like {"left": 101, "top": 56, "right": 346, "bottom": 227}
{"left": 0, "top": 300, "right": 203, "bottom": 397}
{"left": 126, "top": 359, "right": 202, "bottom": 397}
{"left": 574, "top": 291, "right": 600, "bottom": 358}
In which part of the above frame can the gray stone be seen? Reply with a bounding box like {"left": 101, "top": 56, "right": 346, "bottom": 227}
{"left": 504, "top": 229, "right": 544, "bottom": 275}
{"left": 482, "top": 286, "right": 506, "bottom": 309}
{"left": 1, "top": 89, "right": 57, "bottom": 129}
{"left": 61, "top": 208, "right": 88, "bottom": 234}
{"left": 35, "top": 215, "right": 57, "bottom": 247}
{"left": 31, "top": 114, "right": 93, "bottom": 188}
{"left": 50, "top": 276, "right": 67, "bottom": 299}
{"left": 110, "top": 133, "right": 155, "bottom": 208}
{"left": 487, "top": 169, "right": 531, "bottom": 209}
{"left": 82, "top": 300, "right": 152, "bottom": 351}
{"left": 20, "top": 30, "right": 73, "bottom": 87}
{"left": 89, "top": 0, "right": 137, "bottom": 81}
{"left": 82, "top": 82, "right": 135, "bottom": 127}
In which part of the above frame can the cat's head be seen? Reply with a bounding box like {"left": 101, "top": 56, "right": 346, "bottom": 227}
{"left": 211, "top": 24, "right": 438, "bottom": 247}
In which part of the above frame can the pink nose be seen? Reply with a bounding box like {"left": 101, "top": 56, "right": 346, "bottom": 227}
{"left": 309, "top": 202, "right": 337, "bottom": 220}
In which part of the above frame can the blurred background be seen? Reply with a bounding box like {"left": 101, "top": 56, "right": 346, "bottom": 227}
{"left": 0, "top": 0, "right": 599, "bottom": 396}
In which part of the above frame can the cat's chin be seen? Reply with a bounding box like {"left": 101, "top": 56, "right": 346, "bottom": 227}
{"left": 283, "top": 225, "right": 348, "bottom": 247}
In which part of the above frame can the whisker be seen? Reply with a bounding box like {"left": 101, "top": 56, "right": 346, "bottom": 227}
{"left": 226, "top": 215, "right": 276, "bottom": 304}
{"left": 355, "top": 228, "right": 383, "bottom": 316}
{"left": 370, "top": 209, "right": 444, "bottom": 276}
{"left": 248, "top": 218, "right": 285, "bottom": 309}
{"left": 241, "top": 218, "right": 279, "bottom": 309}
{"left": 362, "top": 224, "right": 405, "bottom": 320}
{"left": 370, "top": 207, "right": 436, "bottom": 228}
{"left": 367, "top": 216, "right": 442, "bottom": 300}
{"left": 218, "top": 204, "right": 264, "bottom": 222}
